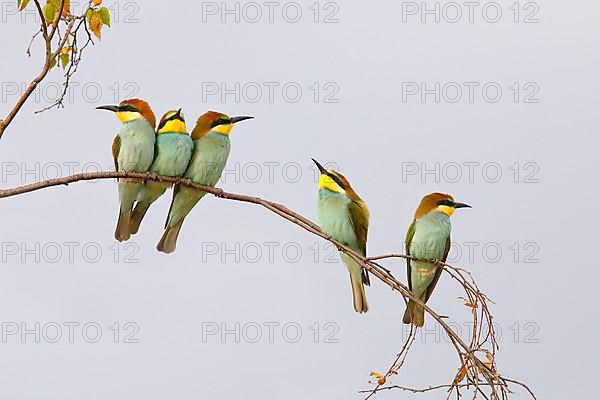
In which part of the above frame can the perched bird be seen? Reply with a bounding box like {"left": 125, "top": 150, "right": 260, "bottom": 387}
{"left": 97, "top": 99, "right": 156, "bottom": 242}
{"left": 129, "top": 109, "right": 194, "bottom": 235}
{"left": 312, "top": 159, "right": 370, "bottom": 314}
{"left": 157, "top": 111, "right": 254, "bottom": 253}
{"left": 403, "top": 193, "right": 471, "bottom": 327}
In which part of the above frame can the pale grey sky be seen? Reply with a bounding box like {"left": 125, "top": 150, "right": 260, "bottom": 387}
{"left": 0, "top": 1, "right": 597, "bottom": 398}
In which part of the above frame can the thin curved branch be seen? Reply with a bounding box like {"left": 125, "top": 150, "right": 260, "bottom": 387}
{"left": 0, "top": 171, "right": 534, "bottom": 399}
{"left": 0, "top": 171, "right": 477, "bottom": 349}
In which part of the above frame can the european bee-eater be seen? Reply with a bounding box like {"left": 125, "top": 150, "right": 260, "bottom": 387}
{"left": 312, "top": 159, "right": 370, "bottom": 314}
{"left": 403, "top": 193, "right": 471, "bottom": 327}
{"left": 129, "top": 109, "right": 194, "bottom": 235}
{"left": 156, "top": 111, "right": 254, "bottom": 254}
{"left": 97, "top": 99, "right": 156, "bottom": 242}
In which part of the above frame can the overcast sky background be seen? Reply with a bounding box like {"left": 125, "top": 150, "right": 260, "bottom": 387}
{"left": 0, "top": 1, "right": 597, "bottom": 398}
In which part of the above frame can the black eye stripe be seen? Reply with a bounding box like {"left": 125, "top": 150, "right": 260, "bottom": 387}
{"left": 118, "top": 104, "right": 140, "bottom": 113}
{"left": 158, "top": 114, "right": 184, "bottom": 130}
{"left": 211, "top": 118, "right": 231, "bottom": 128}
{"left": 327, "top": 173, "right": 346, "bottom": 190}
{"left": 437, "top": 199, "right": 454, "bottom": 207}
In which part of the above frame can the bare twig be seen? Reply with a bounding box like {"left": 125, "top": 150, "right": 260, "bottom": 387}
{"left": 36, "top": 2, "right": 95, "bottom": 113}
{"left": 0, "top": 0, "right": 94, "bottom": 139}
{"left": 360, "top": 382, "right": 508, "bottom": 394}
{"left": 359, "top": 377, "right": 536, "bottom": 400}
{"left": 364, "top": 325, "right": 416, "bottom": 400}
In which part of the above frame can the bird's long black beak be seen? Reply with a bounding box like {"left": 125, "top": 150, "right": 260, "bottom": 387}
{"left": 96, "top": 105, "right": 120, "bottom": 112}
{"left": 230, "top": 116, "right": 254, "bottom": 124}
{"left": 311, "top": 158, "right": 328, "bottom": 175}
{"left": 175, "top": 108, "right": 183, "bottom": 120}
{"left": 453, "top": 202, "right": 472, "bottom": 209}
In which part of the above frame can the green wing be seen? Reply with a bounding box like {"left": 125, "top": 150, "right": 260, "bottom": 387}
{"left": 423, "top": 236, "right": 451, "bottom": 303}
{"left": 405, "top": 220, "right": 416, "bottom": 291}
{"left": 153, "top": 138, "right": 160, "bottom": 163}
{"left": 111, "top": 135, "right": 121, "bottom": 170}
{"left": 348, "top": 199, "right": 369, "bottom": 256}
{"left": 348, "top": 199, "right": 370, "bottom": 285}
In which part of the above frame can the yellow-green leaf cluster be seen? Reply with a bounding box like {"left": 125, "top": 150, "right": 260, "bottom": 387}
{"left": 17, "top": 0, "right": 110, "bottom": 40}
{"left": 42, "top": 2, "right": 56, "bottom": 23}
{"left": 99, "top": 7, "right": 110, "bottom": 26}
{"left": 49, "top": 46, "right": 74, "bottom": 70}
{"left": 87, "top": 6, "right": 110, "bottom": 40}
{"left": 39, "top": 0, "right": 70, "bottom": 24}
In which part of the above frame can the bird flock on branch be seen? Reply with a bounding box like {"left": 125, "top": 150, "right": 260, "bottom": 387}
{"left": 99, "top": 98, "right": 471, "bottom": 325}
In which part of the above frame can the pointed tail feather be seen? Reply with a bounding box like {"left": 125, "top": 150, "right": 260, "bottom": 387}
{"left": 349, "top": 271, "right": 369, "bottom": 314}
{"left": 129, "top": 202, "right": 151, "bottom": 235}
{"left": 402, "top": 300, "right": 425, "bottom": 327}
{"left": 156, "top": 220, "right": 184, "bottom": 254}
{"left": 115, "top": 210, "right": 131, "bottom": 242}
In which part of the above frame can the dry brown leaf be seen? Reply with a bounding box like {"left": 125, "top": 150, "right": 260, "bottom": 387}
{"left": 58, "top": 0, "right": 70, "bottom": 17}
{"left": 369, "top": 371, "right": 386, "bottom": 385}
{"left": 464, "top": 300, "right": 477, "bottom": 309}
{"left": 89, "top": 10, "right": 102, "bottom": 40}
{"left": 454, "top": 366, "right": 467, "bottom": 384}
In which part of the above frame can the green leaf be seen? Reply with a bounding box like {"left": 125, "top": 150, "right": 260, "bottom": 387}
{"left": 50, "top": 57, "right": 57, "bottom": 68}
{"left": 60, "top": 53, "right": 69, "bottom": 69}
{"left": 42, "top": 2, "right": 56, "bottom": 23}
{"left": 18, "top": 0, "right": 30, "bottom": 11}
{"left": 99, "top": 6, "right": 110, "bottom": 27}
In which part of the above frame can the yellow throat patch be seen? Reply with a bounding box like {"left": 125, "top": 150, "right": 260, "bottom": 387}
{"left": 211, "top": 123, "right": 234, "bottom": 135}
{"left": 318, "top": 173, "right": 345, "bottom": 194}
{"left": 436, "top": 205, "right": 455, "bottom": 217}
{"left": 116, "top": 111, "right": 143, "bottom": 124}
{"left": 158, "top": 119, "right": 187, "bottom": 134}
